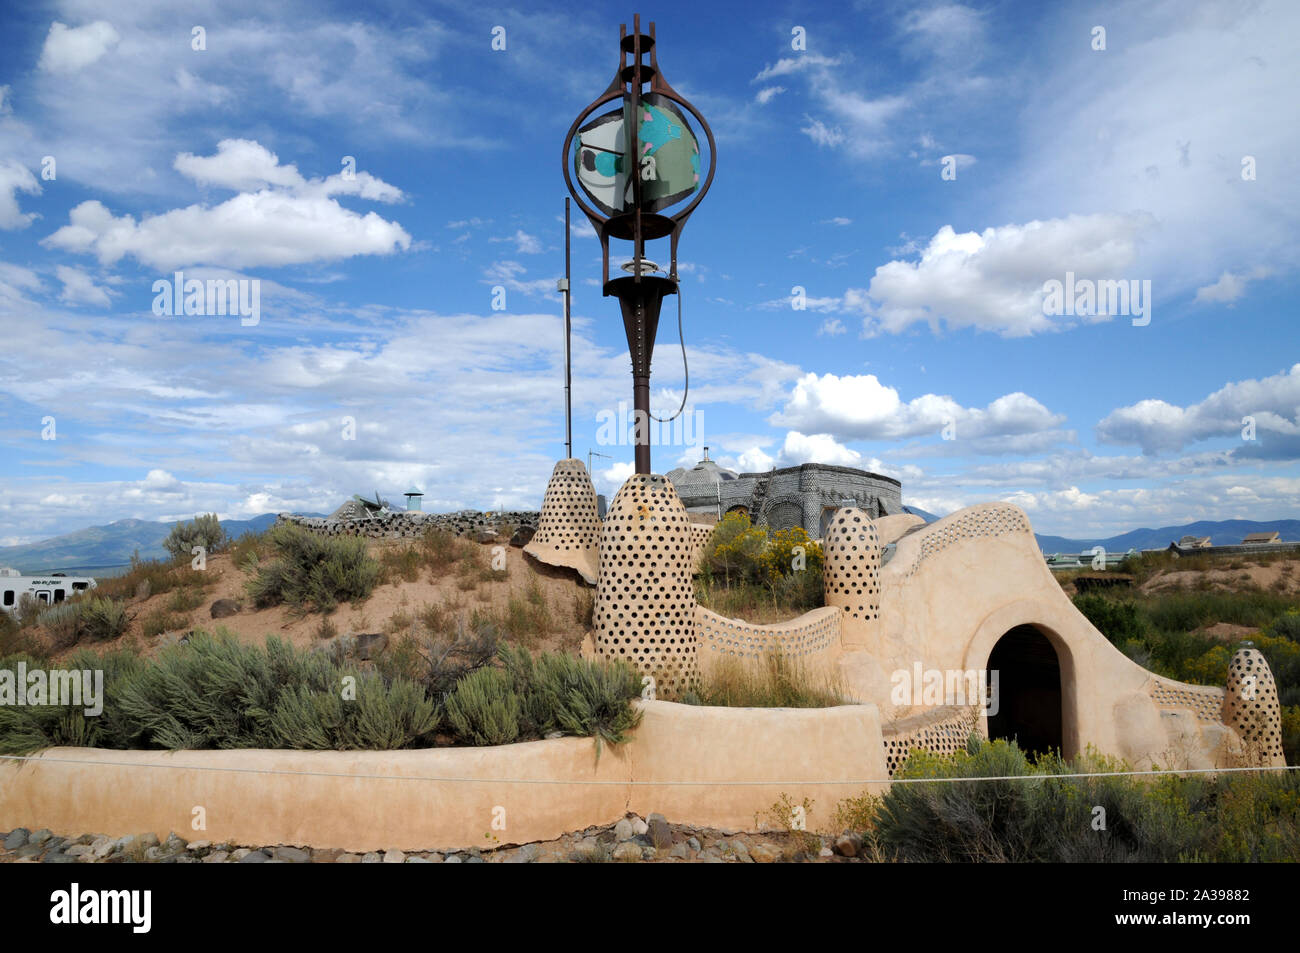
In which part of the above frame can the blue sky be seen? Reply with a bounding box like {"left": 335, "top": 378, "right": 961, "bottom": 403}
{"left": 0, "top": 0, "right": 1297, "bottom": 545}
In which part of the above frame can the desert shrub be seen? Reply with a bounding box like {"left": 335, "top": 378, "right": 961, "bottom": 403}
{"left": 269, "top": 673, "right": 438, "bottom": 750}
{"left": 140, "top": 607, "right": 187, "bottom": 640}
{"left": 687, "top": 651, "right": 844, "bottom": 708}
{"left": 246, "top": 524, "right": 380, "bottom": 613}
{"left": 78, "top": 597, "right": 130, "bottom": 643}
{"left": 870, "top": 737, "right": 1300, "bottom": 862}
{"left": 379, "top": 543, "right": 423, "bottom": 584}
{"left": 0, "top": 611, "right": 45, "bottom": 660}
{"left": 1073, "top": 594, "right": 1148, "bottom": 649}
{"left": 704, "top": 511, "right": 768, "bottom": 585}
{"left": 499, "top": 644, "right": 642, "bottom": 749}
{"left": 166, "top": 585, "right": 206, "bottom": 613}
{"left": 163, "top": 514, "right": 227, "bottom": 562}
{"left": 39, "top": 602, "right": 85, "bottom": 650}
{"left": 445, "top": 666, "right": 521, "bottom": 745}
{"left": 759, "top": 527, "right": 823, "bottom": 584}
{"left": 1269, "top": 610, "right": 1300, "bottom": 643}
{"left": 229, "top": 529, "right": 270, "bottom": 571}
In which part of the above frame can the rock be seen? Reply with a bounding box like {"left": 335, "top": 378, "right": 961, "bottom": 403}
{"left": 668, "top": 842, "right": 692, "bottom": 860}
{"left": 162, "top": 833, "right": 187, "bottom": 852}
{"left": 65, "top": 845, "right": 93, "bottom": 857}
{"left": 819, "top": 847, "right": 834, "bottom": 858}
{"left": 407, "top": 856, "right": 432, "bottom": 863}
{"left": 612, "top": 842, "right": 642, "bottom": 862}
{"left": 646, "top": 814, "right": 673, "bottom": 850}
{"left": 114, "top": 835, "right": 137, "bottom": 852}
{"left": 509, "top": 526, "right": 536, "bottom": 547}
{"left": 475, "top": 528, "right": 499, "bottom": 544}
{"left": 28, "top": 829, "right": 53, "bottom": 846}
{"left": 43, "top": 851, "right": 79, "bottom": 864}
{"left": 544, "top": 730, "right": 564, "bottom": 740}
{"left": 427, "top": 853, "right": 444, "bottom": 863}
{"left": 311, "top": 849, "right": 342, "bottom": 864}
{"left": 466, "top": 855, "right": 484, "bottom": 864}
{"left": 187, "top": 840, "right": 211, "bottom": 851}
{"left": 14, "top": 844, "right": 44, "bottom": 860}
{"left": 203, "top": 851, "right": 229, "bottom": 864}
{"left": 687, "top": 836, "right": 701, "bottom": 852}
{"left": 209, "top": 598, "right": 241, "bottom": 618}
{"left": 90, "top": 836, "right": 115, "bottom": 859}
{"left": 4, "top": 829, "right": 28, "bottom": 850}
{"left": 138, "top": 832, "right": 160, "bottom": 850}
{"left": 505, "top": 844, "right": 538, "bottom": 864}
{"left": 631, "top": 817, "right": 649, "bottom": 837}
{"left": 355, "top": 632, "right": 388, "bottom": 660}
{"left": 833, "top": 834, "right": 862, "bottom": 858}
{"left": 335, "top": 853, "right": 361, "bottom": 863}
{"left": 751, "top": 844, "right": 780, "bottom": 863}
{"left": 274, "top": 846, "right": 311, "bottom": 863}
{"left": 443, "top": 854, "right": 463, "bottom": 864}
{"left": 230, "top": 848, "right": 252, "bottom": 860}
{"left": 361, "top": 852, "right": 382, "bottom": 863}
{"left": 382, "top": 849, "right": 405, "bottom": 864}
{"left": 238, "top": 850, "right": 271, "bottom": 863}
{"left": 614, "top": 818, "right": 635, "bottom": 842}
{"left": 134, "top": 579, "right": 151, "bottom": 602}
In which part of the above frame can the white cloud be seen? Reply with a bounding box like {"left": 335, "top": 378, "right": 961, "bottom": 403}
{"left": 777, "top": 431, "right": 861, "bottom": 467}
{"left": 800, "top": 117, "right": 845, "bottom": 148}
{"left": 817, "top": 318, "right": 846, "bottom": 336}
{"left": 1194, "top": 267, "right": 1272, "bottom": 305}
{"left": 771, "top": 372, "right": 1065, "bottom": 443}
{"left": 490, "top": 229, "right": 543, "bottom": 255}
{"left": 38, "top": 21, "right": 121, "bottom": 74}
{"left": 848, "top": 214, "right": 1154, "bottom": 337}
{"left": 753, "top": 54, "right": 845, "bottom": 83}
{"left": 43, "top": 181, "right": 411, "bottom": 271}
{"left": 55, "top": 265, "right": 112, "bottom": 308}
{"left": 1096, "top": 364, "right": 1300, "bottom": 455}
{"left": 755, "top": 86, "right": 785, "bottom": 105}
{"left": 0, "top": 160, "right": 40, "bottom": 229}
{"left": 820, "top": 217, "right": 852, "bottom": 226}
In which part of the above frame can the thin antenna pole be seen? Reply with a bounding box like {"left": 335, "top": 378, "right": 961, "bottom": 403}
{"left": 564, "top": 197, "right": 573, "bottom": 460}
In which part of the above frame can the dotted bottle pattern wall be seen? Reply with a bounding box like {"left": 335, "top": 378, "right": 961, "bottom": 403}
{"left": 524, "top": 458, "right": 601, "bottom": 584}
{"left": 593, "top": 473, "right": 699, "bottom": 699}
{"left": 822, "top": 507, "right": 881, "bottom": 644}
{"left": 1222, "top": 647, "right": 1286, "bottom": 767}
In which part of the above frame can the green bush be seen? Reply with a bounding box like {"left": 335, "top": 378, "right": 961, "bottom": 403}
{"left": 1073, "top": 594, "right": 1148, "bottom": 649}
{"left": 163, "top": 514, "right": 227, "bottom": 562}
{"left": 867, "top": 736, "right": 1300, "bottom": 862}
{"left": 499, "top": 644, "right": 642, "bottom": 748}
{"left": 704, "top": 511, "right": 768, "bottom": 585}
{"left": 445, "top": 666, "right": 521, "bottom": 746}
{"left": 246, "top": 525, "right": 381, "bottom": 613}
{"left": 79, "top": 597, "right": 130, "bottom": 643}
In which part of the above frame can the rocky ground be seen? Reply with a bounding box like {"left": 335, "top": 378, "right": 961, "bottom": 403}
{"left": 0, "top": 812, "right": 872, "bottom": 864}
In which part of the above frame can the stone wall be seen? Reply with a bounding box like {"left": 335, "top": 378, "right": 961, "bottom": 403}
{"left": 704, "top": 464, "right": 903, "bottom": 537}
{"left": 276, "top": 510, "right": 539, "bottom": 542}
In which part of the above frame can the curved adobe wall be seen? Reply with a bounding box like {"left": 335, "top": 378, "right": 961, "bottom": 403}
{"left": 593, "top": 474, "right": 698, "bottom": 699}
{"left": 524, "top": 459, "right": 601, "bottom": 584}
{"left": 694, "top": 605, "right": 842, "bottom": 675}
{"left": 0, "top": 700, "right": 888, "bottom": 852}
{"left": 866, "top": 502, "right": 1274, "bottom": 770}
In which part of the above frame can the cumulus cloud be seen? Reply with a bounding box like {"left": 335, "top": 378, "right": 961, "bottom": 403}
{"left": 0, "top": 160, "right": 41, "bottom": 229}
{"left": 844, "top": 213, "right": 1154, "bottom": 337}
{"left": 55, "top": 265, "right": 112, "bottom": 308}
{"left": 42, "top": 141, "right": 410, "bottom": 270}
{"left": 1096, "top": 364, "right": 1300, "bottom": 456}
{"left": 777, "top": 431, "right": 861, "bottom": 466}
{"left": 755, "top": 86, "right": 785, "bottom": 105}
{"left": 770, "top": 372, "right": 1065, "bottom": 444}
{"left": 38, "top": 21, "right": 121, "bottom": 74}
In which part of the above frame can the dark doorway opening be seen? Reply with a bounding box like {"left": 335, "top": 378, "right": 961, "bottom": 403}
{"left": 986, "top": 625, "right": 1063, "bottom": 758}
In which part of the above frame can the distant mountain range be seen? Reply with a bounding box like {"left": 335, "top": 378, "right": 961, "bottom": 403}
{"left": 1, "top": 511, "right": 1295, "bottom": 575}
{"left": 1030, "top": 519, "right": 1300, "bottom": 554}
{"left": 0, "top": 514, "right": 298, "bottom": 574}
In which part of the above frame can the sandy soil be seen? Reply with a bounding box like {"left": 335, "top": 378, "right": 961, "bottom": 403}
{"left": 1139, "top": 558, "right": 1299, "bottom": 595}
{"left": 46, "top": 539, "right": 595, "bottom": 661}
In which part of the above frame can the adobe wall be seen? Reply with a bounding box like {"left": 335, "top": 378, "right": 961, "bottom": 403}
{"left": 0, "top": 700, "right": 888, "bottom": 852}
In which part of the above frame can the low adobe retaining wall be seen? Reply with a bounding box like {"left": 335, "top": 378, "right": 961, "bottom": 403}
{"left": 695, "top": 605, "right": 842, "bottom": 675}
{"left": 0, "top": 700, "right": 887, "bottom": 852}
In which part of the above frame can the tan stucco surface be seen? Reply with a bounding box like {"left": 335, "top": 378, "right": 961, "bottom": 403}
{"left": 0, "top": 699, "right": 886, "bottom": 850}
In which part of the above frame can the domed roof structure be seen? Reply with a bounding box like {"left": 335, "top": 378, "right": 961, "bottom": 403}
{"left": 665, "top": 447, "right": 737, "bottom": 495}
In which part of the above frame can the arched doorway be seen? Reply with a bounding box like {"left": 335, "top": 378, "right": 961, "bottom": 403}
{"left": 986, "top": 625, "right": 1063, "bottom": 758}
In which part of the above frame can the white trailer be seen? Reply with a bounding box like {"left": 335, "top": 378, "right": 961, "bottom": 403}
{"left": 0, "top": 567, "right": 97, "bottom": 615}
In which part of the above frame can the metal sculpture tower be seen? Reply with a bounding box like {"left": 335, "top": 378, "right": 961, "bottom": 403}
{"left": 562, "top": 15, "right": 715, "bottom": 474}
